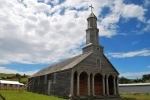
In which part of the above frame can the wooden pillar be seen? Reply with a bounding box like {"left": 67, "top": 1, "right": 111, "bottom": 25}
{"left": 116, "top": 77, "right": 119, "bottom": 95}
{"left": 113, "top": 76, "right": 116, "bottom": 95}
{"left": 92, "top": 74, "right": 95, "bottom": 96}
{"left": 70, "top": 70, "right": 74, "bottom": 96}
{"left": 87, "top": 74, "right": 90, "bottom": 96}
{"left": 106, "top": 75, "right": 109, "bottom": 95}
{"left": 77, "top": 72, "right": 80, "bottom": 96}
{"left": 102, "top": 75, "right": 105, "bottom": 96}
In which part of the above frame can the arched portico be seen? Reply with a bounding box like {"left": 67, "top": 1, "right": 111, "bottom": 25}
{"left": 71, "top": 70, "right": 119, "bottom": 97}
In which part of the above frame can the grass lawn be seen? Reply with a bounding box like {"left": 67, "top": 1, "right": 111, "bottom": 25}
{"left": 0, "top": 73, "right": 14, "bottom": 78}
{"left": 0, "top": 90, "right": 64, "bottom": 100}
{"left": 121, "top": 93, "right": 150, "bottom": 100}
{"left": 1, "top": 90, "right": 150, "bottom": 100}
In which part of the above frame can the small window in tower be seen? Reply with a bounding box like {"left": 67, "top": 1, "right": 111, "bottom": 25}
{"left": 90, "top": 19, "right": 93, "bottom": 27}
{"left": 97, "top": 47, "right": 100, "bottom": 51}
{"left": 96, "top": 58, "right": 101, "bottom": 68}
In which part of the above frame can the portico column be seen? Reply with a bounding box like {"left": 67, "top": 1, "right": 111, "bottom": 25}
{"left": 70, "top": 70, "right": 74, "bottom": 96}
{"left": 116, "top": 77, "right": 119, "bottom": 95}
{"left": 92, "top": 74, "right": 95, "bottom": 96}
{"left": 113, "top": 76, "right": 116, "bottom": 95}
{"left": 102, "top": 75, "right": 105, "bottom": 96}
{"left": 77, "top": 72, "right": 80, "bottom": 96}
{"left": 106, "top": 75, "right": 109, "bottom": 95}
{"left": 87, "top": 74, "right": 90, "bottom": 96}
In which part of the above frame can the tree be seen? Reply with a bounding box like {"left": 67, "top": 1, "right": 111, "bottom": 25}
{"left": 142, "top": 74, "right": 150, "bottom": 80}
{"left": 16, "top": 73, "right": 21, "bottom": 82}
{"left": 119, "top": 76, "right": 130, "bottom": 84}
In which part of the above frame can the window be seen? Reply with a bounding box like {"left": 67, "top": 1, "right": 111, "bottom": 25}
{"left": 96, "top": 58, "right": 101, "bottom": 68}
{"left": 38, "top": 76, "right": 40, "bottom": 84}
{"left": 97, "top": 47, "right": 100, "bottom": 51}
{"left": 44, "top": 75, "right": 47, "bottom": 84}
{"left": 53, "top": 73, "right": 56, "bottom": 83}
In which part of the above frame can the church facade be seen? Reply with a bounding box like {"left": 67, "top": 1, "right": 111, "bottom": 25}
{"left": 27, "top": 9, "right": 120, "bottom": 99}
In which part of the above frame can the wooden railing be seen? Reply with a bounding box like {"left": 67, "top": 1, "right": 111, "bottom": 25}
{"left": 0, "top": 86, "right": 25, "bottom": 90}
{"left": 0, "top": 94, "right": 6, "bottom": 100}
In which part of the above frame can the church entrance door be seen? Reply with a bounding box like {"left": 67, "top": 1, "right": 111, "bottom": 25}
{"left": 94, "top": 73, "right": 103, "bottom": 96}
{"left": 80, "top": 72, "right": 88, "bottom": 96}
{"left": 73, "top": 72, "right": 77, "bottom": 96}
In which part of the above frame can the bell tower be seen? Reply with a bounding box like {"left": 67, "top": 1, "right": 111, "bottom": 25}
{"left": 83, "top": 5, "right": 104, "bottom": 53}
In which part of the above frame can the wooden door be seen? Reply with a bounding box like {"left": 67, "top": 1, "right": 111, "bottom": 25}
{"left": 80, "top": 72, "right": 88, "bottom": 96}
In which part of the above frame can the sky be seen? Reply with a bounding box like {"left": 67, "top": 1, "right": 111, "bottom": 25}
{"left": 0, "top": 0, "right": 150, "bottom": 79}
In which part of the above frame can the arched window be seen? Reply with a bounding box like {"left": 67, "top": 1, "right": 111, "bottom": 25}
{"left": 96, "top": 58, "right": 101, "bottom": 68}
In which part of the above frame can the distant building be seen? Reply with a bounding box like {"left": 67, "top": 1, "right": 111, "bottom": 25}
{"left": 0, "top": 80, "right": 24, "bottom": 90}
{"left": 119, "top": 83, "right": 150, "bottom": 93}
{"left": 28, "top": 6, "right": 120, "bottom": 99}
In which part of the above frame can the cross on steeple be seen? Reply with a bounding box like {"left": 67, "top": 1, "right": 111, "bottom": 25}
{"left": 89, "top": 4, "right": 94, "bottom": 13}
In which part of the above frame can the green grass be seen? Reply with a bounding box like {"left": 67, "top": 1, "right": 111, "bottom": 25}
{"left": 1, "top": 90, "right": 150, "bottom": 100}
{"left": 7, "top": 77, "right": 28, "bottom": 83}
{"left": 0, "top": 73, "right": 15, "bottom": 78}
{"left": 0, "top": 90, "right": 64, "bottom": 100}
{"left": 121, "top": 93, "right": 150, "bottom": 100}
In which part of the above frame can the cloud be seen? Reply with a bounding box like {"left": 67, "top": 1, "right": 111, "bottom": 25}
{"left": 121, "top": 4, "right": 146, "bottom": 21}
{"left": 142, "top": 20, "right": 150, "bottom": 32}
{"left": 0, "top": 0, "right": 148, "bottom": 65}
{"left": 107, "top": 49, "right": 150, "bottom": 58}
{"left": 148, "top": 66, "right": 150, "bottom": 68}
{"left": 120, "top": 71, "right": 150, "bottom": 79}
{"left": 0, "top": 67, "right": 39, "bottom": 75}
{"left": 131, "top": 41, "right": 138, "bottom": 45}
{"left": 143, "top": 0, "right": 150, "bottom": 8}
{"left": 138, "top": 19, "right": 150, "bottom": 34}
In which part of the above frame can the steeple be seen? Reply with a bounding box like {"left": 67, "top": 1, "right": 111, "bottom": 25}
{"left": 86, "top": 4, "right": 99, "bottom": 45}
{"left": 82, "top": 5, "right": 103, "bottom": 53}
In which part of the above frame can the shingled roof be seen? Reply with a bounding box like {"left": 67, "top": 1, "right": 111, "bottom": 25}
{"left": 31, "top": 52, "right": 92, "bottom": 77}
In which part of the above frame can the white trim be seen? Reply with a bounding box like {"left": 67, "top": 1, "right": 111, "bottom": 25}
{"left": 119, "top": 83, "right": 150, "bottom": 86}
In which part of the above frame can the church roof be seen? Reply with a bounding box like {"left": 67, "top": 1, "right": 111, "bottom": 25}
{"left": 31, "top": 52, "right": 92, "bottom": 77}
{"left": 88, "top": 12, "right": 97, "bottom": 19}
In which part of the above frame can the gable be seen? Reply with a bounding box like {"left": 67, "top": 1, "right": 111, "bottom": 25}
{"left": 73, "top": 53, "right": 119, "bottom": 74}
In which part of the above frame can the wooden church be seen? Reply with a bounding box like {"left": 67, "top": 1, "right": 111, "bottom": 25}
{"left": 27, "top": 6, "right": 120, "bottom": 99}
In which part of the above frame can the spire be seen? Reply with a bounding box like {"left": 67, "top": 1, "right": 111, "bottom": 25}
{"left": 89, "top": 4, "right": 94, "bottom": 13}
{"left": 88, "top": 4, "right": 97, "bottom": 19}
{"left": 86, "top": 4, "right": 99, "bottom": 44}
{"left": 82, "top": 5, "right": 103, "bottom": 53}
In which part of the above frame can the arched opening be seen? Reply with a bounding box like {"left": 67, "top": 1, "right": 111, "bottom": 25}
{"left": 108, "top": 75, "right": 114, "bottom": 95}
{"left": 80, "top": 72, "right": 88, "bottom": 96}
{"left": 73, "top": 71, "right": 77, "bottom": 96}
{"left": 94, "top": 73, "right": 103, "bottom": 96}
